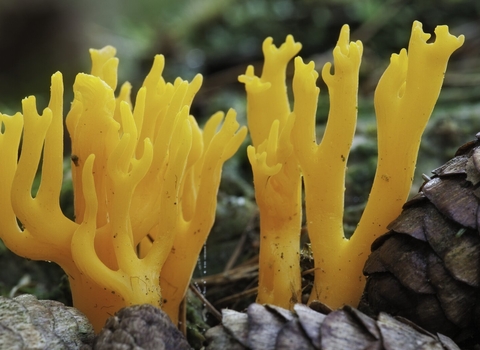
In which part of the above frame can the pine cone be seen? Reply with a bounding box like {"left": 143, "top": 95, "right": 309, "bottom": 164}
{"left": 92, "top": 304, "right": 191, "bottom": 350}
{"left": 205, "top": 303, "right": 459, "bottom": 350}
{"left": 361, "top": 134, "right": 480, "bottom": 347}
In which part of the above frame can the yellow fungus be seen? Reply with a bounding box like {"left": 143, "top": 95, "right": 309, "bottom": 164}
{"left": 242, "top": 21, "right": 464, "bottom": 310}
{"left": 0, "top": 46, "right": 246, "bottom": 331}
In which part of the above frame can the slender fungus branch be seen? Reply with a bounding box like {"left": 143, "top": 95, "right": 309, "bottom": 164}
{"left": 350, "top": 21, "right": 465, "bottom": 305}
{"left": 292, "top": 25, "right": 363, "bottom": 307}
{"left": 239, "top": 36, "right": 303, "bottom": 309}
{"left": 355, "top": 21, "right": 465, "bottom": 242}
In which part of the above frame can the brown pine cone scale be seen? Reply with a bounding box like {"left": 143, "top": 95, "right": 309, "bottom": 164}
{"left": 205, "top": 303, "right": 460, "bottom": 350}
{"left": 361, "top": 134, "right": 480, "bottom": 347}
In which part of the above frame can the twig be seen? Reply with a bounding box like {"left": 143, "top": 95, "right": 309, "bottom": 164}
{"left": 193, "top": 257, "right": 258, "bottom": 285}
{"left": 215, "top": 286, "right": 258, "bottom": 306}
{"left": 223, "top": 212, "right": 258, "bottom": 272}
{"left": 189, "top": 283, "right": 223, "bottom": 321}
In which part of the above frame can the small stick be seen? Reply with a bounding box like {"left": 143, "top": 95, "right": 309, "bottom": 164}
{"left": 189, "top": 283, "right": 223, "bottom": 321}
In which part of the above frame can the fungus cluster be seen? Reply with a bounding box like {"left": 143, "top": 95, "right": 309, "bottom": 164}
{"left": 0, "top": 46, "right": 246, "bottom": 331}
{"left": 0, "top": 20, "right": 465, "bottom": 333}
{"left": 241, "top": 21, "right": 464, "bottom": 309}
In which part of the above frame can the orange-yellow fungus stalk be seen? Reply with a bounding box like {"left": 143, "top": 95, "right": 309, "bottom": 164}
{"left": 159, "top": 109, "right": 247, "bottom": 323}
{"left": 239, "top": 36, "right": 303, "bottom": 309}
{"left": 291, "top": 25, "right": 363, "bottom": 308}
{"left": 0, "top": 46, "right": 246, "bottom": 331}
{"left": 354, "top": 21, "right": 465, "bottom": 257}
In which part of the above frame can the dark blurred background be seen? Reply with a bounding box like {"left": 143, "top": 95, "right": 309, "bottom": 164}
{"left": 1, "top": 0, "right": 478, "bottom": 112}
{"left": 0, "top": 0, "right": 479, "bottom": 344}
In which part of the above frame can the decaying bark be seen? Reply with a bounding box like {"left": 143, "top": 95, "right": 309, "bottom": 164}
{"left": 361, "top": 134, "right": 480, "bottom": 348}
{"left": 0, "top": 294, "right": 94, "bottom": 349}
{"left": 0, "top": 296, "right": 192, "bottom": 349}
